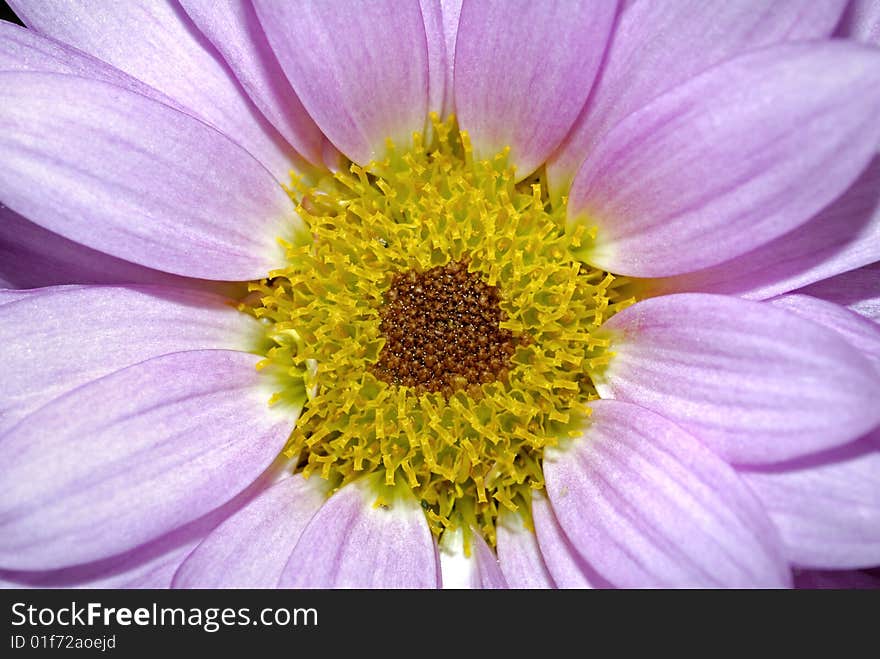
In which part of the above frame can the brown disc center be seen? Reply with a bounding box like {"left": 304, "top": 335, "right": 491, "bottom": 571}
{"left": 371, "top": 259, "right": 521, "bottom": 395}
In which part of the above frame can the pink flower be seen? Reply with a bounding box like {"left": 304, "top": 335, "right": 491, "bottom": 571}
{"left": 1, "top": 0, "right": 879, "bottom": 588}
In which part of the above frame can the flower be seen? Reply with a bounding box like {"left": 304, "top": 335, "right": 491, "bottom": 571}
{"left": 1, "top": 0, "right": 879, "bottom": 589}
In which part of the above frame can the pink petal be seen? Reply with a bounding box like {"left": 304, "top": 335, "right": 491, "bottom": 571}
{"left": 178, "top": 0, "right": 324, "bottom": 165}
{"left": 254, "top": 0, "right": 429, "bottom": 165}
{"left": 798, "top": 264, "right": 880, "bottom": 323}
{"left": 597, "top": 294, "right": 880, "bottom": 465}
{"left": 0, "top": 457, "right": 292, "bottom": 588}
{"left": 279, "top": 480, "right": 438, "bottom": 588}
{"left": 836, "top": 0, "right": 880, "bottom": 44}
{"left": 740, "top": 431, "right": 880, "bottom": 569}
{"left": 471, "top": 532, "right": 508, "bottom": 589}
{"left": 531, "top": 490, "right": 599, "bottom": 588}
{"left": 496, "top": 510, "right": 554, "bottom": 589}
{"left": 769, "top": 294, "right": 880, "bottom": 373}
{"left": 644, "top": 155, "right": 880, "bottom": 300}
{"left": 0, "top": 205, "right": 208, "bottom": 290}
{"left": 0, "top": 19, "right": 189, "bottom": 114}
{"left": 437, "top": 528, "right": 477, "bottom": 588}
{"left": 9, "top": 0, "right": 298, "bottom": 179}
{"left": 0, "top": 287, "right": 43, "bottom": 305}
{"left": 793, "top": 568, "right": 880, "bottom": 589}
{"left": 0, "top": 350, "right": 293, "bottom": 570}
{"left": 0, "top": 531, "right": 201, "bottom": 589}
{"left": 1, "top": 510, "right": 220, "bottom": 588}
{"left": 173, "top": 475, "right": 327, "bottom": 588}
{"left": 567, "top": 42, "right": 880, "bottom": 277}
{"left": 436, "top": 527, "right": 506, "bottom": 589}
{"left": 0, "top": 71, "right": 297, "bottom": 280}
{"left": 420, "top": 0, "right": 448, "bottom": 119}
{"left": 0, "top": 27, "right": 238, "bottom": 293}
{"left": 0, "top": 285, "right": 259, "bottom": 436}
{"left": 454, "top": 0, "right": 617, "bottom": 180}
{"left": 440, "top": 0, "right": 463, "bottom": 116}
{"left": 547, "top": 0, "right": 847, "bottom": 199}
{"left": 544, "top": 400, "right": 791, "bottom": 588}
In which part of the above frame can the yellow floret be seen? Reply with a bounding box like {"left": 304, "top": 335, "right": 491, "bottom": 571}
{"left": 240, "top": 114, "right": 635, "bottom": 547}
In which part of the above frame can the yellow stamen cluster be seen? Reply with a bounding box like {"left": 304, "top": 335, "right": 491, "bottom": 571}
{"left": 241, "top": 115, "right": 634, "bottom": 546}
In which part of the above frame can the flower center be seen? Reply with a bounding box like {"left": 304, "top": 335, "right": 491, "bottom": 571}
{"left": 371, "top": 258, "right": 524, "bottom": 395}
{"left": 241, "top": 115, "right": 635, "bottom": 548}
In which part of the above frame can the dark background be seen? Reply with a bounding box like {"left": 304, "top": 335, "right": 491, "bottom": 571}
{"left": 1, "top": 1, "right": 22, "bottom": 26}
{"left": 3, "top": 588, "right": 871, "bottom": 653}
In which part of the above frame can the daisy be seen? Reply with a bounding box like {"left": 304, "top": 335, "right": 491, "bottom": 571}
{"left": 1, "top": 0, "right": 879, "bottom": 589}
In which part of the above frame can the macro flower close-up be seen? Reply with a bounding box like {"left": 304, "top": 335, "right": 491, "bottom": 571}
{"left": 1, "top": 0, "right": 880, "bottom": 589}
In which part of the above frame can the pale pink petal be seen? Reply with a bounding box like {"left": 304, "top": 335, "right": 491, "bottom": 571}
{"left": 321, "top": 135, "right": 348, "bottom": 173}
{"left": 179, "top": 0, "right": 324, "bottom": 165}
{"left": 531, "top": 491, "right": 599, "bottom": 588}
{"left": 769, "top": 294, "right": 880, "bottom": 372}
{"left": 436, "top": 527, "right": 505, "bottom": 589}
{"left": 440, "top": 0, "right": 463, "bottom": 116}
{"left": 798, "top": 264, "right": 880, "bottom": 323}
{"left": 9, "top": 0, "right": 298, "bottom": 178}
{"left": 836, "top": 0, "right": 880, "bottom": 44}
{"left": 597, "top": 294, "right": 880, "bottom": 465}
{"left": 279, "top": 480, "right": 438, "bottom": 588}
{"left": 471, "top": 532, "right": 508, "bottom": 589}
{"left": 0, "top": 457, "right": 296, "bottom": 588}
{"left": 173, "top": 475, "right": 328, "bottom": 588}
{"left": 438, "top": 527, "right": 477, "bottom": 588}
{"left": 0, "top": 19, "right": 189, "bottom": 114}
{"left": 0, "top": 28, "right": 237, "bottom": 292}
{"left": 0, "top": 205, "right": 211, "bottom": 290}
{"left": 544, "top": 400, "right": 791, "bottom": 588}
{"left": 567, "top": 42, "right": 880, "bottom": 277}
{"left": 496, "top": 509, "right": 554, "bottom": 589}
{"left": 644, "top": 156, "right": 880, "bottom": 300}
{"left": 254, "top": 0, "right": 429, "bottom": 165}
{"left": 0, "top": 285, "right": 259, "bottom": 436}
{"left": 0, "top": 528, "right": 202, "bottom": 589}
{"left": 548, "top": 0, "right": 847, "bottom": 199}
{"left": 0, "top": 287, "right": 44, "bottom": 305}
{"left": 420, "top": 0, "right": 448, "bottom": 119}
{"left": 741, "top": 431, "right": 880, "bottom": 569}
{"left": 1, "top": 507, "right": 224, "bottom": 589}
{"left": 454, "top": 0, "right": 617, "bottom": 180}
{"left": 0, "top": 72, "right": 298, "bottom": 280}
{"left": 0, "top": 350, "right": 294, "bottom": 570}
